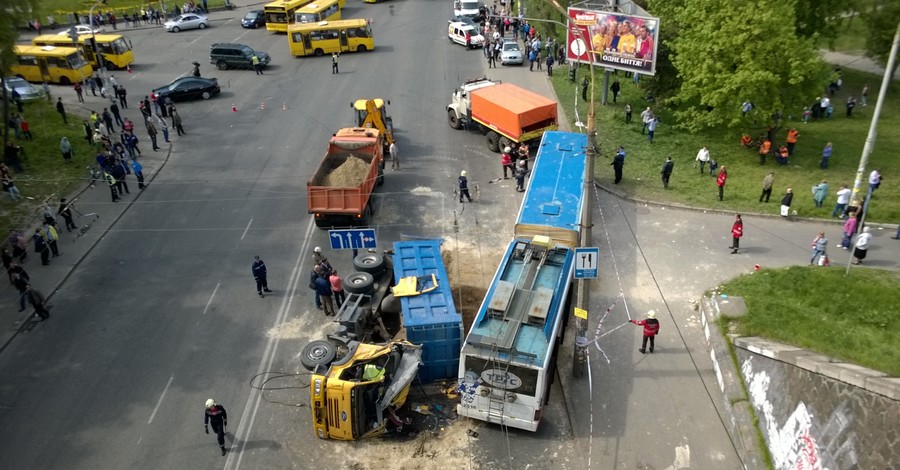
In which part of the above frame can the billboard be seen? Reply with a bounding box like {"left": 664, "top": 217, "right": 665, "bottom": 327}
{"left": 566, "top": 8, "right": 660, "bottom": 76}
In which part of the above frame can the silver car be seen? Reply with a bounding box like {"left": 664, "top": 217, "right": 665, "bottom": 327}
{"left": 501, "top": 40, "right": 524, "bottom": 65}
{"left": 3, "top": 77, "right": 45, "bottom": 101}
{"left": 164, "top": 14, "right": 209, "bottom": 32}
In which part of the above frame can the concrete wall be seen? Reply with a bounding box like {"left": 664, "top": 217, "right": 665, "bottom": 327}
{"left": 733, "top": 337, "right": 900, "bottom": 470}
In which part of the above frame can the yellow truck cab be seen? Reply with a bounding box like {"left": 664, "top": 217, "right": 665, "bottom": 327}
{"left": 352, "top": 98, "right": 394, "bottom": 154}
{"left": 310, "top": 341, "right": 422, "bottom": 440}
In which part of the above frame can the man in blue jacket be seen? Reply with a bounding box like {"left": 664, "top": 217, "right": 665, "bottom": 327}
{"left": 252, "top": 256, "right": 272, "bottom": 297}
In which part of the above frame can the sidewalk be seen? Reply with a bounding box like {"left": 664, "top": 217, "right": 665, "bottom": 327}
{"left": 1, "top": 92, "right": 171, "bottom": 354}
{"left": 820, "top": 49, "right": 900, "bottom": 80}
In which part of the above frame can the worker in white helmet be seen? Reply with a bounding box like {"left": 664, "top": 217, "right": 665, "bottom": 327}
{"left": 458, "top": 170, "right": 473, "bottom": 203}
{"left": 629, "top": 310, "right": 661, "bottom": 354}
{"left": 204, "top": 398, "right": 228, "bottom": 456}
{"left": 312, "top": 246, "right": 332, "bottom": 277}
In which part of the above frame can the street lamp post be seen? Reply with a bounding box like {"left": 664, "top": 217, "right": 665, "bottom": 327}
{"left": 89, "top": 0, "right": 117, "bottom": 106}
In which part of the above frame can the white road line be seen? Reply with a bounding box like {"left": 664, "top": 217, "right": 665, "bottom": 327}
{"left": 240, "top": 218, "right": 254, "bottom": 241}
{"left": 137, "top": 436, "right": 142, "bottom": 445}
{"left": 148, "top": 374, "right": 175, "bottom": 424}
{"left": 225, "top": 219, "right": 316, "bottom": 470}
{"left": 203, "top": 283, "right": 221, "bottom": 315}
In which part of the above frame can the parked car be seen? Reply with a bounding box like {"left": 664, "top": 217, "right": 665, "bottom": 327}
{"left": 3, "top": 77, "right": 45, "bottom": 101}
{"left": 241, "top": 10, "right": 266, "bottom": 29}
{"left": 500, "top": 40, "right": 524, "bottom": 65}
{"left": 448, "top": 21, "right": 484, "bottom": 49}
{"left": 152, "top": 76, "right": 220, "bottom": 102}
{"left": 210, "top": 43, "right": 270, "bottom": 70}
{"left": 164, "top": 14, "right": 209, "bottom": 32}
{"left": 56, "top": 24, "right": 104, "bottom": 35}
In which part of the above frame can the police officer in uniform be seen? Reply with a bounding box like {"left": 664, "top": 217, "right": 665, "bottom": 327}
{"left": 458, "top": 170, "right": 473, "bottom": 203}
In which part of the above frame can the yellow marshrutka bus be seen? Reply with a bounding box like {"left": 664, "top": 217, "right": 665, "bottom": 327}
{"left": 11, "top": 45, "right": 92, "bottom": 85}
{"left": 288, "top": 19, "right": 374, "bottom": 56}
{"left": 264, "top": 0, "right": 314, "bottom": 32}
{"left": 32, "top": 34, "right": 134, "bottom": 69}
{"left": 294, "top": 0, "right": 344, "bottom": 24}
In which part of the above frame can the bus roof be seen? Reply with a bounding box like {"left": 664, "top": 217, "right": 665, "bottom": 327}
{"left": 463, "top": 238, "right": 574, "bottom": 368}
{"left": 33, "top": 33, "right": 126, "bottom": 44}
{"left": 264, "top": 0, "right": 311, "bottom": 9}
{"left": 514, "top": 131, "right": 587, "bottom": 248}
{"left": 14, "top": 45, "right": 80, "bottom": 56}
{"left": 297, "top": 0, "right": 338, "bottom": 12}
{"left": 288, "top": 17, "right": 367, "bottom": 31}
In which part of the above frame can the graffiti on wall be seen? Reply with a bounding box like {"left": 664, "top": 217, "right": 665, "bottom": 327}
{"left": 741, "top": 357, "right": 859, "bottom": 470}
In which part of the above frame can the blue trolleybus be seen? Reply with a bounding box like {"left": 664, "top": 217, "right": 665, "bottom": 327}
{"left": 457, "top": 131, "right": 588, "bottom": 431}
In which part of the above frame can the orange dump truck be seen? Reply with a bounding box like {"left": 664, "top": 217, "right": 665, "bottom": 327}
{"left": 307, "top": 128, "right": 385, "bottom": 228}
{"left": 447, "top": 78, "right": 558, "bottom": 152}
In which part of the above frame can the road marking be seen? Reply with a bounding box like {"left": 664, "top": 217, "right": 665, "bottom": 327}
{"left": 203, "top": 283, "right": 221, "bottom": 315}
{"left": 137, "top": 436, "right": 142, "bottom": 445}
{"left": 148, "top": 374, "right": 175, "bottom": 424}
{"left": 241, "top": 218, "right": 253, "bottom": 240}
{"left": 226, "top": 219, "right": 316, "bottom": 470}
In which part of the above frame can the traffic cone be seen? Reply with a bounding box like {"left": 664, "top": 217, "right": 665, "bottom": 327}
{"left": 282, "top": 102, "right": 288, "bottom": 111}
{"left": 260, "top": 101, "right": 265, "bottom": 110}
{"left": 126, "top": 65, "right": 132, "bottom": 73}
{"left": 232, "top": 104, "right": 237, "bottom": 112}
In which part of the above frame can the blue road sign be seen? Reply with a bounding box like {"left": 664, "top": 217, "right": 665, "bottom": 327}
{"left": 574, "top": 247, "right": 599, "bottom": 279}
{"left": 328, "top": 229, "right": 377, "bottom": 250}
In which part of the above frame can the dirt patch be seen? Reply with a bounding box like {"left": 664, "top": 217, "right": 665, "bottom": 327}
{"left": 266, "top": 313, "right": 334, "bottom": 341}
{"left": 322, "top": 154, "right": 370, "bottom": 187}
{"left": 338, "top": 420, "right": 476, "bottom": 470}
{"left": 441, "top": 238, "right": 506, "bottom": 333}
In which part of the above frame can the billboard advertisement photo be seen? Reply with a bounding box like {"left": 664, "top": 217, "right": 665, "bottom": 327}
{"left": 566, "top": 8, "right": 660, "bottom": 75}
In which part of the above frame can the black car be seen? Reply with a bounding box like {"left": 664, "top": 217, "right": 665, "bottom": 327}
{"left": 152, "top": 77, "right": 221, "bottom": 102}
{"left": 241, "top": 10, "right": 266, "bottom": 29}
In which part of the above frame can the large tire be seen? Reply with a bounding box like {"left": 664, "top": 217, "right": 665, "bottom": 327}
{"left": 376, "top": 167, "right": 384, "bottom": 187}
{"left": 448, "top": 109, "right": 462, "bottom": 130}
{"left": 486, "top": 131, "right": 501, "bottom": 152}
{"left": 357, "top": 45, "right": 367, "bottom": 52}
{"left": 314, "top": 48, "right": 324, "bottom": 57}
{"left": 354, "top": 253, "right": 386, "bottom": 276}
{"left": 499, "top": 137, "right": 514, "bottom": 152}
{"left": 59, "top": 76, "right": 71, "bottom": 85}
{"left": 314, "top": 218, "right": 332, "bottom": 229}
{"left": 344, "top": 272, "right": 375, "bottom": 295}
{"left": 380, "top": 294, "right": 400, "bottom": 314}
{"left": 300, "top": 340, "right": 337, "bottom": 372}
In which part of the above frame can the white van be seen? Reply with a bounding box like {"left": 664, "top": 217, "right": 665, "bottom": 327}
{"left": 448, "top": 21, "right": 484, "bottom": 49}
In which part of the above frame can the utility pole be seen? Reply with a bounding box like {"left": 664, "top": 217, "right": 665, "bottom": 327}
{"left": 89, "top": 0, "right": 117, "bottom": 106}
{"left": 844, "top": 21, "right": 900, "bottom": 275}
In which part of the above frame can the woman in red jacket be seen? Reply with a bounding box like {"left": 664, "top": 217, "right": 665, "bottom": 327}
{"left": 730, "top": 213, "right": 743, "bottom": 254}
{"left": 716, "top": 165, "right": 728, "bottom": 201}
{"left": 630, "top": 310, "right": 661, "bottom": 354}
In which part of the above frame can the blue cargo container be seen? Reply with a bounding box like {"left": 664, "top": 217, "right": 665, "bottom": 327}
{"left": 393, "top": 239, "right": 462, "bottom": 383}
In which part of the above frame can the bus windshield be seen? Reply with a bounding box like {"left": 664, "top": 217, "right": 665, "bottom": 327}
{"left": 65, "top": 53, "right": 86, "bottom": 69}
{"left": 297, "top": 13, "right": 317, "bottom": 22}
{"left": 107, "top": 38, "right": 130, "bottom": 54}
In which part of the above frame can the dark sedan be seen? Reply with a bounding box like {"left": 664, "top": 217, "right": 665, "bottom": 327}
{"left": 152, "top": 77, "right": 221, "bottom": 102}
{"left": 241, "top": 10, "right": 266, "bottom": 29}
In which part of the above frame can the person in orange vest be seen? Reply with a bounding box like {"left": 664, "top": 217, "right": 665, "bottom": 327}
{"left": 716, "top": 165, "right": 727, "bottom": 201}
{"left": 786, "top": 128, "right": 799, "bottom": 156}
{"left": 777, "top": 144, "right": 790, "bottom": 165}
{"left": 758, "top": 139, "right": 771, "bottom": 165}
{"left": 740, "top": 133, "right": 752, "bottom": 148}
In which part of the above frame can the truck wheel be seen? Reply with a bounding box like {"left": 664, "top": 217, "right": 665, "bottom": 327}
{"left": 344, "top": 272, "right": 375, "bottom": 295}
{"left": 448, "top": 109, "right": 462, "bottom": 130}
{"left": 314, "top": 218, "right": 331, "bottom": 229}
{"left": 354, "top": 253, "right": 386, "bottom": 276}
{"left": 377, "top": 167, "right": 384, "bottom": 187}
{"left": 499, "top": 137, "right": 514, "bottom": 152}
{"left": 486, "top": 131, "right": 501, "bottom": 152}
{"left": 300, "top": 340, "right": 337, "bottom": 372}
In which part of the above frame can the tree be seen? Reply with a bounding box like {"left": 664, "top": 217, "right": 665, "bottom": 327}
{"left": 862, "top": 2, "right": 900, "bottom": 80}
{"left": 663, "top": 0, "right": 830, "bottom": 132}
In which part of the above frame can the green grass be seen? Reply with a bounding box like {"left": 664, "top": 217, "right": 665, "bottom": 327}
{"left": 2, "top": 98, "right": 98, "bottom": 232}
{"left": 717, "top": 266, "right": 900, "bottom": 376}
{"left": 824, "top": 13, "right": 869, "bottom": 52}
{"left": 550, "top": 66, "right": 900, "bottom": 222}
{"left": 34, "top": 0, "right": 227, "bottom": 21}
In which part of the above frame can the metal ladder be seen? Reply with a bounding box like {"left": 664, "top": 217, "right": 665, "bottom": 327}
{"left": 485, "top": 345, "right": 513, "bottom": 425}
